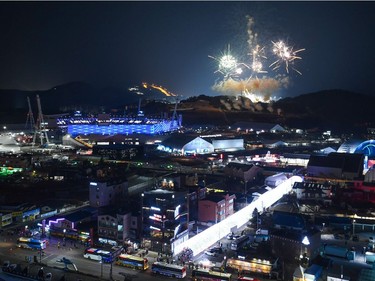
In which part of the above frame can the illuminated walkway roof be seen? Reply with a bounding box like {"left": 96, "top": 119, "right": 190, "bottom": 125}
{"left": 173, "top": 175, "right": 303, "bottom": 257}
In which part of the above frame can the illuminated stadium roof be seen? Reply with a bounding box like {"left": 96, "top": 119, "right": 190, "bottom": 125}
{"left": 338, "top": 139, "right": 375, "bottom": 157}
{"left": 57, "top": 116, "right": 181, "bottom": 136}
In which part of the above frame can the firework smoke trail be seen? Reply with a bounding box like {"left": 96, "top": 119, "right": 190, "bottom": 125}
{"left": 246, "top": 16, "right": 257, "bottom": 52}
{"left": 246, "top": 16, "right": 267, "bottom": 76}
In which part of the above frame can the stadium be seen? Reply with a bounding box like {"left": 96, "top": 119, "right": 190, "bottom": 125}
{"left": 56, "top": 113, "right": 182, "bottom": 137}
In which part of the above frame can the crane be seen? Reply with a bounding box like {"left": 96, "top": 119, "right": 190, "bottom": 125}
{"left": 25, "top": 96, "right": 35, "bottom": 131}
{"left": 32, "top": 95, "right": 49, "bottom": 147}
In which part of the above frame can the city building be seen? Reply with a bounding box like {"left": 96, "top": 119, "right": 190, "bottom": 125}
{"left": 270, "top": 228, "right": 321, "bottom": 264}
{"left": 158, "top": 135, "right": 214, "bottom": 155}
{"left": 0, "top": 212, "right": 12, "bottom": 228}
{"left": 292, "top": 182, "right": 333, "bottom": 202}
{"left": 198, "top": 193, "right": 236, "bottom": 223}
{"left": 279, "top": 153, "right": 310, "bottom": 167}
{"left": 224, "top": 162, "right": 263, "bottom": 183}
{"left": 93, "top": 143, "right": 144, "bottom": 160}
{"left": 209, "top": 137, "right": 244, "bottom": 152}
{"left": 141, "top": 189, "right": 189, "bottom": 253}
{"left": 45, "top": 207, "right": 97, "bottom": 242}
{"left": 89, "top": 178, "right": 128, "bottom": 208}
{"left": 97, "top": 209, "right": 135, "bottom": 246}
{"left": 159, "top": 134, "right": 245, "bottom": 155}
{"left": 187, "top": 185, "right": 206, "bottom": 222}
{"left": 265, "top": 173, "right": 288, "bottom": 188}
{"left": 0, "top": 203, "right": 40, "bottom": 223}
{"left": 307, "top": 152, "right": 364, "bottom": 180}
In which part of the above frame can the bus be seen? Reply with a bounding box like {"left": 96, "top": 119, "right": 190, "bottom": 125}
{"left": 230, "top": 235, "right": 250, "bottom": 251}
{"left": 191, "top": 269, "right": 232, "bottom": 281}
{"left": 226, "top": 258, "right": 274, "bottom": 276}
{"left": 151, "top": 262, "right": 186, "bottom": 279}
{"left": 238, "top": 277, "right": 261, "bottom": 281}
{"left": 16, "top": 237, "right": 47, "bottom": 250}
{"left": 83, "top": 246, "right": 123, "bottom": 263}
{"left": 116, "top": 254, "right": 148, "bottom": 270}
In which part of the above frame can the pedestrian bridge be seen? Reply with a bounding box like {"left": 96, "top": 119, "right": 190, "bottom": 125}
{"left": 172, "top": 175, "right": 303, "bottom": 257}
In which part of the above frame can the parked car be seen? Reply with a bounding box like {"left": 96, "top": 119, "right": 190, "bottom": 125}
{"left": 210, "top": 247, "right": 223, "bottom": 254}
{"left": 204, "top": 249, "right": 217, "bottom": 256}
{"left": 369, "top": 236, "right": 374, "bottom": 243}
{"left": 226, "top": 234, "right": 241, "bottom": 240}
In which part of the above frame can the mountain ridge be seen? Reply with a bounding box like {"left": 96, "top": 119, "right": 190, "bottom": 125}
{"left": 0, "top": 82, "right": 374, "bottom": 133}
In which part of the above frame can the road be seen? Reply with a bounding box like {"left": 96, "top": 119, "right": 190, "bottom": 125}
{"left": 1, "top": 232, "right": 231, "bottom": 281}
{"left": 0, "top": 229, "right": 255, "bottom": 281}
{"left": 321, "top": 233, "right": 374, "bottom": 280}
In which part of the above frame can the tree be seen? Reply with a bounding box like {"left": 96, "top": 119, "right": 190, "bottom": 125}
{"left": 249, "top": 208, "right": 260, "bottom": 229}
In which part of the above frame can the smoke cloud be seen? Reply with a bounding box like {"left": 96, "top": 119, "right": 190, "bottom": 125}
{"left": 212, "top": 77, "right": 288, "bottom": 102}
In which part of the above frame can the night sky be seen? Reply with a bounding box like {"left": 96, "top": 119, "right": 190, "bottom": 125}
{"left": 0, "top": 1, "right": 374, "bottom": 99}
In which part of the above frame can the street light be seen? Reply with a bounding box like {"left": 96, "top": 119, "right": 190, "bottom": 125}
{"left": 352, "top": 219, "right": 356, "bottom": 237}
{"left": 63, "top": 229, "right": 66, "bottom": 246}
{"left": 300, "top": 236, "right": 310, "bottom": 266}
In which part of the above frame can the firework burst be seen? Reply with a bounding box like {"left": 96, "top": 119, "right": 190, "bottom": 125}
{"left": 270, "top": 40, "right": 305, "bottom": 75}
{"left": 250, "top": 44, "right": 268, "bottom": 76}
{"left": 209, "top": 45, "right": 246, "bottom": 80}
{"left": 210, "top": 16, "right": 305, "bottom": 102}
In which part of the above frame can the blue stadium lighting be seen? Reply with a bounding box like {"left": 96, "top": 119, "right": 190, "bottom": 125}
{"left": 58, "top": 116, "right": 181, "bottom": 136}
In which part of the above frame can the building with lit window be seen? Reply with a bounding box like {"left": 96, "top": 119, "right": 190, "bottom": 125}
{"left": 0, "top": 203, "right": 40, "bottom": 223}
{"left": 226, "top": 257, "right": 278, "bottom": 278}
{"left": 158, "top": 134, "right": 245, "bottom": 155}
{"left": 270, "top": 229, "right": 321, "bottom": 264}
{"left": 0, "top": 212, "right": 12, "bottom": 228}
{"left": 198, "top": 193, "right": 236, "bottom": 223}
{"left": 97, "top": 210, "right": 136, "bottom": 246}
{"left": 89, "top": 179, "right": 128, "bottom": 208}
{"left": 141, "top": 189, "right": 188, "bottom": 253}
{"left": 158, "top": 135, "right": 214, "bottom": 155}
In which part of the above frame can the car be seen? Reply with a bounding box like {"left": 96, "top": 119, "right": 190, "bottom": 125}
{"left": 226, "top": 234, "right": 235, "bottom": 240}
{"left": 369, "top": 236, "right": 374, "bottom": 243}
{"left": 334, "top": 233, "right": 343, "bottom": 239}
{"left": 204, "top": 249, "right": 217, "bottom": 256}
{"left": 210, "top": 247, "right": 223, "bottom": 254}
{"left": 226, "top": 234, "right": 241, "bottom": 240}
{"left": 45, "top": 273, "right": 52, "bottom": 281}
{"left": 352, "top": 235, "right": 359, "bottom": 241}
